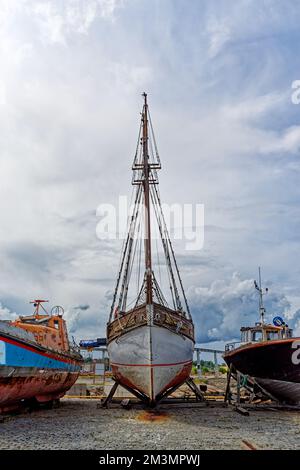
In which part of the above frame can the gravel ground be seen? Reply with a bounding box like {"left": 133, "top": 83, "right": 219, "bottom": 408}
{"left": 0, "top": 399, "right": 300, "bottom": 450}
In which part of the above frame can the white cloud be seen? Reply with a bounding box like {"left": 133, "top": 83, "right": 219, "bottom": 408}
{"left": 33, "top": 2, "right": 66, "bottom": 45}
{"left": 293, "top": 312, "right": 300, "bottom": 336}
{"left": 221, "top": 93, "right": 286, "bottom": 122}
{"left": 64, "top": 306, "right": 83, "bottom": 334}
{"left": 24, "top": 0, "right": 124, "bottom": 45}
{"left": 206, "top": 17, "right": 231, "bottom": 58}
{"left": 0, "top": 303, "right": 17, "bottom": 321}
{"left": 260, "top": 125, "right": 300, "bottom": 154}
{"left": 97, "top": 0, "right": 123, "bottom": 20}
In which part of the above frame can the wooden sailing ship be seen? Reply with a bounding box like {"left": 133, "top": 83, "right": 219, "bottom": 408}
{"left": 224, "top": 268, "right": 300, "bottom": 404}
{"left": 106, "top": 94, "right": 195, "bottom": 405}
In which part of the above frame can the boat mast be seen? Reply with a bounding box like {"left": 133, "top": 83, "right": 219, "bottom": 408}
{"left": 142, "top": 92, "right": 153, "bottom": 305}
{"left": 109, "top": 93, "right": 191, "bottom": 319}
{"left": 254, "top": 267, "right": 268, "bottom": 324}
{"left": 258, "top": 267, "right": 264, "bottom": 324}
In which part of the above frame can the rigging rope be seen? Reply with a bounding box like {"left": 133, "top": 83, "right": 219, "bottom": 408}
{"left": 152, "top": 183, "right": 191, "bottom": 317}
{"left": 117, "top": 186, "right": 143, "bottom": 312}
{"left": 150, "top": 183, "right": 180, "bottom": 311}
{"left": 109, "top": 184, "right": 142, "bottom": 321}
{"left": 121, "top": 207, "right": 142, "bottom": 311}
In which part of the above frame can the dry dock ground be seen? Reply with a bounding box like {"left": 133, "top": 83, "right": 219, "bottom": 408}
{"left": 0, "top": 399, "right": 300, "bottom": 450}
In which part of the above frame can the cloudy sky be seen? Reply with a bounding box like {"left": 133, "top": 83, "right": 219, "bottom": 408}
{"left": 1, "top": 0, "right": 300, "bottom": 346}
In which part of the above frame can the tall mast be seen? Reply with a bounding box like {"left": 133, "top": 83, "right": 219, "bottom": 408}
{"left": 254, "top": 266, "right": 268, "bottom": 324}
{"left": 142, "top": 92, "right": 153, "bottom": 305}
{"left": 109, "top": 93, "right": 191, "bottom": 319}
{"left": 258, "top": 267, "right": 264, "bottom": 324}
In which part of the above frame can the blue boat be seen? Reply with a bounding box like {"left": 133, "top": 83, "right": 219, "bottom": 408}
{"left": 0, "top": 300, "right": 82, "bottom": 411}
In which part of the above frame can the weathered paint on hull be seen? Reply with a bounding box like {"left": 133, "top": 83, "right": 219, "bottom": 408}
{"left": 224, "top": 338, "right": 300, "bottom": 404}
{"left": 255, "top": 377, "right": 300, "bottom": 404}
{"left": 108, "top": 325, "right": 194, "bottom": 404}
{"left": 0, "top": 366, "right": 79, "bottom": 405}
{"left": 0, "top": 330, "right": 82, "bottom": 408}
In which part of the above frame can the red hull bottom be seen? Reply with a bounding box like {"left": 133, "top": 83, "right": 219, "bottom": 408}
{"left": 111, "top": 361, "right": 192, "bottom": 402}
{"left": 0, "top": 367, "right": 79, "bottom": 410}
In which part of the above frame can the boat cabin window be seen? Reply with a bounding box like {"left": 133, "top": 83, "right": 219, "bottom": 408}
{"left": 266, "top": 330, "right": 279, "bottom": 341}
{"left": 252, "top": 330, "right": 263, "bottom": 342}
{"left": 241, "top": 330, "right": 252, "bottom": 342}
{"left": 241, "top": 331, "right": 247, "bottom": 342}
{"left": 282, "top": 328, "right": 292, "bottom": 339}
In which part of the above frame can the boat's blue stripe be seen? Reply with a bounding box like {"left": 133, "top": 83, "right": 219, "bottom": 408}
{"left": 0, "top": 339, "right": 80, "bottom": 372}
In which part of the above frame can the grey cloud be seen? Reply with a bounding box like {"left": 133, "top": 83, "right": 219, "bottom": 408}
{"left": 189, "top": 273, "right": 292, "bottom": 343}
{"left": 5, "top": 242, "right": 72, "bottom": 273}
{"left": 74, "top": 304, "right": 90, "bottom": 311}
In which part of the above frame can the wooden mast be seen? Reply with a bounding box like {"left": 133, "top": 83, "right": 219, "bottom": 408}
{"left": 108, "top": 93, "right": 191, "bottom": 320}
{"left": 142, "top": 92, "right": 153, "bottom": 305}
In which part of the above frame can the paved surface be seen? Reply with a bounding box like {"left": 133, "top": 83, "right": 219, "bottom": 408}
{"left": 0, "top": 399, "right": 300, "bottom": 450}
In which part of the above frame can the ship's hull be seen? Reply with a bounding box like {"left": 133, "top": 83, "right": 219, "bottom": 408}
{"left": 0, "top": 329, "right": 81, "bottom": 409}
{"left": 224, "top": 338, "right": 300, "bottom": 404}
{"left": 108, "top": 324, "right": 194, "bottom": 405}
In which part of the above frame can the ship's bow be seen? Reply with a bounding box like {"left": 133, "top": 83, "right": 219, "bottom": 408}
{"left": 107, "top": 304, "right": 194, "bottom": 405}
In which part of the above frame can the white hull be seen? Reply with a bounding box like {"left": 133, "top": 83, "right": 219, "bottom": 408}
{"left": 108, "top": 324, "right": 194, "bottom": 404}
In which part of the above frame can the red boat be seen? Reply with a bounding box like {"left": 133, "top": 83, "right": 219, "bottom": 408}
{"left": 0, "top": 300, "right": 82, "bottom": 412}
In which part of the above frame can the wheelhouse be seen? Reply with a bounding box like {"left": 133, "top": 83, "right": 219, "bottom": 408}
{"left": 240, "top": 323, "right": 293, "bottom": 343}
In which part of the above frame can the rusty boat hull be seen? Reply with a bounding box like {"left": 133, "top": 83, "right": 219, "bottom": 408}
{"left": 0, "top": 320, "right": 81, "bottom": 410}
{"left": 107, "top": 304, "right": 194, "bottom": 405}
{"left": 224, "top": 338, "right": 300, "bottom": 404}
